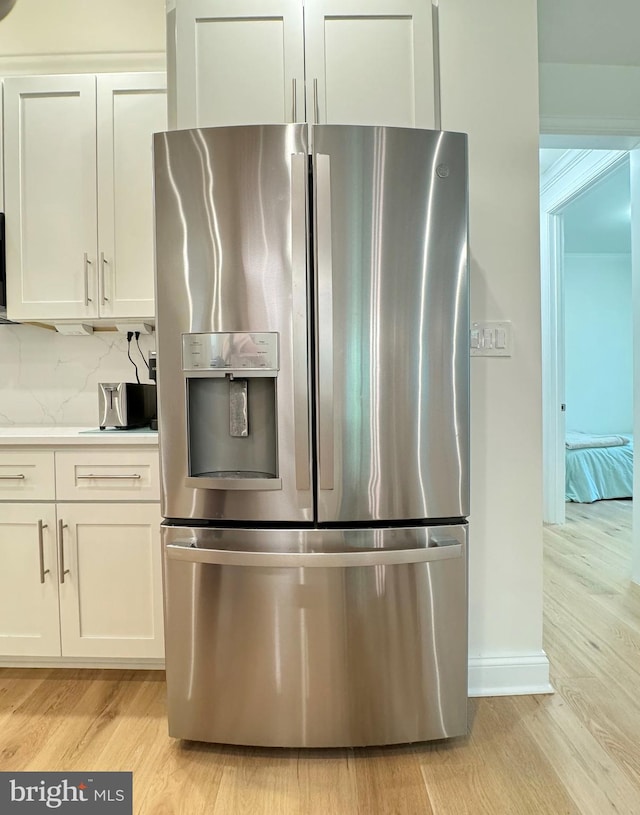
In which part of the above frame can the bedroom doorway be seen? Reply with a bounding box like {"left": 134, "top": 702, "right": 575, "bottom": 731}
{"left": 540, "top": 142, "right": 640, "bottom": 582}
{"left": 540, "top": 148, "right": 627, "bottom": 524}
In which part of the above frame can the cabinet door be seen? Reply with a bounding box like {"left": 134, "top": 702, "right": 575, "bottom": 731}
{"left": 172, "top": 0, "right": 305, "bottom": 128}
{"left": 4, "top": 75, "right": 99, "bottom": 321}
{"left": 0, "top": 504, "right": 60, "bottom": 657}
{"left": 57, "top": 503, "right": 164, "bottom": 660}
{"left": 97, "top": 74, "right": 167, "bottom": 319}
{"left": 304, "top": 0, "right": 435, "bottom": 128}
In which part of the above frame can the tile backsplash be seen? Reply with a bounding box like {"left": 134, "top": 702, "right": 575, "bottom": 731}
{"left": 0, "top": 323, "right": 155, "bottom": 426}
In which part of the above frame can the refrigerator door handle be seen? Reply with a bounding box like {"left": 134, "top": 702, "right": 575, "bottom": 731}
{"left": 315, "top": 152, "right": 334, "bottom": 490}
{"left": 291, "top": 152, "right": 311, "bottom": 493}
{"left": 165, "top": 540, "right": 463, "bottom": 568}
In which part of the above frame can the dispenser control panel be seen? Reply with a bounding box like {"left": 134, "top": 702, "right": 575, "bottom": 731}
{"left": 182, "top": 332, "right": 279, "bottom": 372}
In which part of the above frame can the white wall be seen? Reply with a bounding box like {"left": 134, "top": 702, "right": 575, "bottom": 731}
{"left": 0, "top": 0, "right": 165, "bottom": 58}
{"left": 0, "top": 0, "right": 164, "bottom": 427}
{"left": 0, "top": 0, "right": 165, "bottom": 74}
{"left": 540, "top": 64, "right": 640, "bottom": 137}
{"left": 440, "top": 0, "right": 549, "bottom": 693}
{"left": 564, "top": 253, "right": 633, "bottom": 434}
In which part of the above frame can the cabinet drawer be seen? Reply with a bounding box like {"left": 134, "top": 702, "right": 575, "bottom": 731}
{"left": 55, "top": 450, "right": 160, "bottom": 501}
{"left": 0, "top": 451, "right": 55, "bottom": 500}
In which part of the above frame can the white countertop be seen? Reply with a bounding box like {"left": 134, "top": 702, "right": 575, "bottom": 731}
{"left": 0, "top": 426, "right": 159, "bottom": 446}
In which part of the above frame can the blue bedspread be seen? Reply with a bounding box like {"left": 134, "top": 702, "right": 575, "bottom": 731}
{"left": 565, "top": 436, "right": 633, "bottom": 503}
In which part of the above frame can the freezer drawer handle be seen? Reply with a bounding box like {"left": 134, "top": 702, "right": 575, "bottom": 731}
{"left": 165, "top": 541, "right": 463, "bottom": 568}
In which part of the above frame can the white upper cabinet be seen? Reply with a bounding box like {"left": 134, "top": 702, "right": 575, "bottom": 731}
{"left": 4, "top": 75, "right": 98, "bottom": 321}
{"left": 304, "top": 0, "right": 435, "bottom": 128}
{"left": 169, "top": 0, "right": 435, "bottom": 130}
{"left": 4, "top": 73, "right": 167, "bottom": 324}
{"left": 97, "top": 74, "right": 168, "bottom": 319}
{"left": 171, "top": 0, "right": 305, "bottom": 129}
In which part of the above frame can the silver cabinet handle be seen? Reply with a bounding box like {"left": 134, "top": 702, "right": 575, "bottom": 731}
{"left": 166, "top": 542, "right": 463, "bottom": 568}
{"left": 99, "top": 252, "right": 109, "bottom": 303}
{"left": 313, "top": 78, "right": 319, "bottom": 124}
{"left": 76, "top": 473, "right": 142, "bottom": 480}
{"left": 58, "top": 520, "right": 70, "bottom": 584}
{"left": 291, "top": 152, "right": 311, "bottom": 494}
{"left": 315, "top": 153, "right": 334, "bottom": 490}
{"left": 0, "top": 474, "right": 25, "bottom": 480}
{"left": 291, "top": 77, "right": 297, "bottom": 122}
{"left": 37, "top": 520, "right": 49, "bottom": 584}
{"left": 83, "top": 253, "right": 93, "bottom": 304}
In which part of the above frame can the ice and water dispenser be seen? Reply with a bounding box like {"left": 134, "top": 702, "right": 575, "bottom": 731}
{"left": 183, "top": 332, "right": 281, "bottom": 489}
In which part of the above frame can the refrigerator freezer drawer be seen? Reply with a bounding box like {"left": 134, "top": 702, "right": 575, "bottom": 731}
{"left": 163, "top": 524, "right": 468, "bottom": 747}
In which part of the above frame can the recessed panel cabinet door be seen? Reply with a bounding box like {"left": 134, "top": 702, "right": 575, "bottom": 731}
{"left": 57, "top": 503, "right": 164, "bottom": 660}
{"left": 97, "top": 74, "right": 167, "bottom": 319}
{"left": 172, "top": 0, "right": 305, "bottom": 128}
{"left": 304, "top": 0, "right": 435, "bottom": 128}
{"left": 0, "top": 504, "right": 60, "bottom": 657}
{"left": 4, "top": 75, "right": 99, "bottom": 320}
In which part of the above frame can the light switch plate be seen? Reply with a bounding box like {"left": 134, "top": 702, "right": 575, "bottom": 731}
{"left": 470, "top": 321, "right": 512, "bottom": 357}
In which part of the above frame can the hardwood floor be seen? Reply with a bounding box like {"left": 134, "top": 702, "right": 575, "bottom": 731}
{"left": 1, "top": 500, "right": 639, "bottom": 813}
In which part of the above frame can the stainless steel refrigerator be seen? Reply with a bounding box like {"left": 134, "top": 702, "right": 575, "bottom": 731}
{"left": 154, "top": 123, "right": 469, "bottom": 747}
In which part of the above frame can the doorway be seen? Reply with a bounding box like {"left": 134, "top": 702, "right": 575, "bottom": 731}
{"left": 540, "top": 141, "right": 640, "bottom": 584}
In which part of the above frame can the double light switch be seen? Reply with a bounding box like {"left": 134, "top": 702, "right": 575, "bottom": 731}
{"left": 470, "top": 321, "right": 512, "bottom": 357}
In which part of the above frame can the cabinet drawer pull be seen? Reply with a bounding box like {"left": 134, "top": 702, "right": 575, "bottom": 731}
{"left": 58, "top": 520, "right": 70, "bottom": 584}
{"left": 76, "top": 473, "right": 142, "bottom": 480}
{"left": 0, "top": 473, "right": 25, "bottom": 480}
{"left": 37, "top": 520, "right": 50, "bottom": 584}
{"left": 83, "top": 253, "right": 93, "bottom": 305}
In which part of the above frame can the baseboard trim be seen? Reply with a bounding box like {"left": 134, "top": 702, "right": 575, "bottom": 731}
{"left": 468, "top": 652, "right": 553, "bottom": 697}
{"left": 0, "top": 658, "right": 165, "bottom": 671}
{"left": 0, "top": 654, "right": 551, "bottom": 693}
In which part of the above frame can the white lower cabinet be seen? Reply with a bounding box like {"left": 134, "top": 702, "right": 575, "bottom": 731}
{"left": 0, "top": 504, "right": 60, "bottom": 657}
{"left": 58, "top": 503, "right": 163, "bottom": 660}
{"left": 0, "top": 446, "right": 164, "bottom": 665}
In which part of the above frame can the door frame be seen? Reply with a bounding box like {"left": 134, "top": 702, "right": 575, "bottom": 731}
{"left": 540, "top": 148, "right": 628, "bottom": 524}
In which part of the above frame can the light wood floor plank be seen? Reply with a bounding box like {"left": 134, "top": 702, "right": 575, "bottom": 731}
{"left": 295, "top": 749, "right": 360, "bottom": 815}
{"left": 352, "top": 746, "right": 435, "bottom": 815}
{"left": 514, "top": 691, "right": 640, "bottom": 815}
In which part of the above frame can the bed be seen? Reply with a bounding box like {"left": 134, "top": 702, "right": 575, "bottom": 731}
{"left": 565, "top": 432, "right": 633, "bottom": 503}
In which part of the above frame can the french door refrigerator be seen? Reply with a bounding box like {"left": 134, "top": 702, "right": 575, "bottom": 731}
{"left": 154, "top": 123, "right": 469, "bottom": 747}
